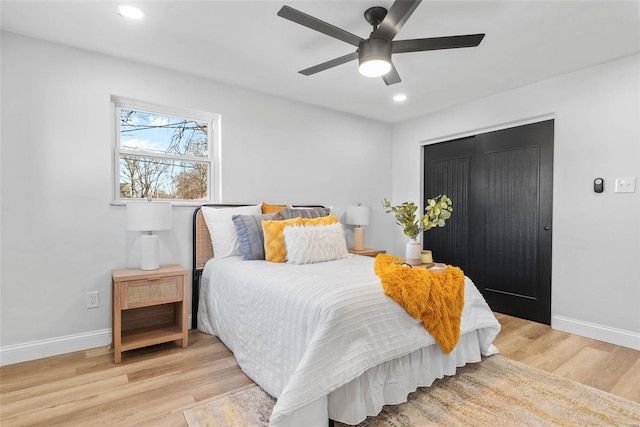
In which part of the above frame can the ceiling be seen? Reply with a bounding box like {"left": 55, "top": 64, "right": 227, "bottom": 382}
{"left": 1, "top": 1, "right": 639, "bottom": 123}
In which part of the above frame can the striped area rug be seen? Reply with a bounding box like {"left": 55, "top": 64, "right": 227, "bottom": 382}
{"left": 183, "top": 355, "right": 640, "bottom": 426}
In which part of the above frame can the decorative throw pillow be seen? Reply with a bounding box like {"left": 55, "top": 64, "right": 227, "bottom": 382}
{"left": 232, "top": 211, "right": 283, "bottom": 260}
{"left": 261, "top": 202, "right": 289, "bottom": 214}
{"left": 201, "top": 205, "right": 261, "bottom": 258}
{"left": 262, "top": 215, "right": 339, "bottom": 263}
{"left": 283, "top": 207, "right": 331, "bottom": 219}
{"left": 284, "top": 223, "right": 348, "bottom": 264}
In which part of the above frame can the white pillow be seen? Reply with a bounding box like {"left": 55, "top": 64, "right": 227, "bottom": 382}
{"left": 284, "top": 222, "right": 348, "bottom": 264}
{"left": 201, "top": 205, "right": 261, "bottom": 258}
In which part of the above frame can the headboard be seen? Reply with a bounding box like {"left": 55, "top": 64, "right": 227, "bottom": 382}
{"left": 191, "top": 204, "right": 324, "bottom": 329}
{"left": 192, "top": 204, "right": 245, "bottom": 328}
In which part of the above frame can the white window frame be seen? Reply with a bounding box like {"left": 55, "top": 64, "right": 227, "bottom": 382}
{"left": 111, "top": 96, "right": 221, "bottom": 205}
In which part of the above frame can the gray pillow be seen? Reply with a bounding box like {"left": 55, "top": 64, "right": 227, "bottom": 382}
{"left": 232, "top": 211, "right": 283, "bottom": 260}
{"left": 283, "top": 207, "right": 330, "bottom": 219}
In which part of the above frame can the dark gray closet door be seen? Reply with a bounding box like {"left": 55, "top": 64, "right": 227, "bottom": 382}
{"left": 423, "top": 120, "right": 553, "bottom": 324}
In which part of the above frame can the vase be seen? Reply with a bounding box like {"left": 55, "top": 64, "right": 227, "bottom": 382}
{"left": 405, "top": 240, "right": 422, "bottom": 266}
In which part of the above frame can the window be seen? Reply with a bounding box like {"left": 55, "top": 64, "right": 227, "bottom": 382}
{"left": 112, "top": 97, "right": 220, "bottom": 203}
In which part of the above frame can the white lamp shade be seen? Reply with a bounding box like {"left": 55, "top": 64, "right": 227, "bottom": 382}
{"left": 126, "top": 201, "right": 172, "bottom": 232}
{"left": 346, "top": 206, "right": 371, "bottom": 227}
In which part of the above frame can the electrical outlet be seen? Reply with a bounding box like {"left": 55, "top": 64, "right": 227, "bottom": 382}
{"left": 614, "top": 177, "right": 636, "bottom": 193}
{"left": 86, "top": 291, "right": 99, "bottom": 308}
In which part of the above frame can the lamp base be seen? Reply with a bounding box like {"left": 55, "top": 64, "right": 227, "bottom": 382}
{"left": 353, "top": 227, "right": 366, "bottom": 251}
{"left": 140, "top": 234, "right": 160, "bottom": 270}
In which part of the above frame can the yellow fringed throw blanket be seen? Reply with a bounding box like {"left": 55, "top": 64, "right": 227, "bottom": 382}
{"left": 374, "top": 254, "right": 465, "bottom": 354}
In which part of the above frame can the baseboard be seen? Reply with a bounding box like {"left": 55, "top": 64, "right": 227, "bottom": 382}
{"left": 1, "top": 314, "right": 195, "bottom": 366}
{"left": 3, "top": 315, "right": 634, "bottom": 365}
{"left": 0, "top": 328, "right": 112, "bottom": 366}
{"left": 552, "top": 315, "right": 640, "bottom": 350}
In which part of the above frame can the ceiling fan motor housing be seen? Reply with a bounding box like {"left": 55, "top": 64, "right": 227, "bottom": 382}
{"left": 358, "top": 38, "right": 392, "bottom": 66}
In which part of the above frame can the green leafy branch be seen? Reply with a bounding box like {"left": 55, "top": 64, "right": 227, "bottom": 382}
{"left": 383, "top": 195, "right": 454, "bottom": 239}
{"left": 423, "top": 194, "right": 453, "bottom": 230}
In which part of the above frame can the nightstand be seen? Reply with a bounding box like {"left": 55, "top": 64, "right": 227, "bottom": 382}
{"left": 348, "top": 248, "right": 386, "bottom": 257}
{"left": 112, "top": 264, "right": 189, "bottom": 363}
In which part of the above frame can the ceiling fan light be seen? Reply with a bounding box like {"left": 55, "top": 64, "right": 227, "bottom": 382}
{"left": 359, "top": 59, "right": 392, "bottom": 78}
{"left": 358, "top": 38, "right": 392, "bottom": 78}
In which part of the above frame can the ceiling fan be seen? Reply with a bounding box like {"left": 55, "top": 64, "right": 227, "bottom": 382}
{"left": 277, "top": 0, "right": 485, "bottom": 85}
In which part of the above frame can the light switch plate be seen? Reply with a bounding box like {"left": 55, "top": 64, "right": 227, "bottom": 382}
{"left": 614, "top": 177, "right": 636, "bottom": 193}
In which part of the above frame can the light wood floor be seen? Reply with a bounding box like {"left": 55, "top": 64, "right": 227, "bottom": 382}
{"left": 1, "top": 314, "right": 638, "bottom": 426}
{"left": 493, "top": 313, "right": 640, "bottom": 402}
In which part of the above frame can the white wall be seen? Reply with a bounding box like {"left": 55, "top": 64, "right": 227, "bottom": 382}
{"left": 0, "top": 33, "right": 393, "bottom": 364}
{"left": 391, "top": 54, "right": 640, "bottom": 349}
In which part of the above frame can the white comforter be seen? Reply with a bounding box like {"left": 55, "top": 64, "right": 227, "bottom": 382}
{"left": 198, "top": 254, "right": 500, "bottom": 426}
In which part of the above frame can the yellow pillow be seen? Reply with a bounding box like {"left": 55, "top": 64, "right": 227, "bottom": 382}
{"left": 262, "top": 215, "right": 339, "bottom": 263}
{"left": 261, "top": 202, "right": 290, "bottom": 214}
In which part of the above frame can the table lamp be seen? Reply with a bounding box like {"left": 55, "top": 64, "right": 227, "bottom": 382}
{"left": 126, "top": 200, "right": 172, "bottom": 270}
{"left": 346, "top": 204, "right": 371, "bottom": 251}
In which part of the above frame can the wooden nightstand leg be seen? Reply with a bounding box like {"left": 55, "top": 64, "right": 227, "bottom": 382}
{"left": 181, "top": 326, "right": 188, "bottom": 348}
{"left": 175, "top": 301, "right": 188, "bottom": 348}
{"left": 113, "top": 283, "right": 122, "bottom": 364}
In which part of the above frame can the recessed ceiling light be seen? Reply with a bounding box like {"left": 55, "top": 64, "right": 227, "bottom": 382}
{"left": 393, "top": 94, "right": 407, "bottom": 102}
{"left": 118, "top": 5, "right": 145, "bottom": 20}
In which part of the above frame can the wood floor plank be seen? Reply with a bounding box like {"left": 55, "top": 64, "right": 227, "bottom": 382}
{"left": 1, "top": 316, "right": 638, "bottom": 427}
{"left": 0, "top": 363, "right": 77, "bottom": 394}
{"left": 554, "top": 345, "right": 640, "bottom": 394}
{"left": 610, "top": 357, "right": 640, "bottom": 402}
{"left": 553, "top": 346, "right": 611, "bottom": 384}
{"left": 0, "top": 375, "right": 130, "bottom": 419}
{"left": 522, "top": 334, "right": 594, "bottom": 372}
{"left": 2, "top": 371, "right": 185, "bottom": 426}
{"left": 44, "top": 386, "right": 196, "bottom": 426}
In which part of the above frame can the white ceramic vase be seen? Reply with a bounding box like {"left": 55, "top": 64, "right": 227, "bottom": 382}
{"left": 405, "top": 239, "right": 422, "bottom": 266}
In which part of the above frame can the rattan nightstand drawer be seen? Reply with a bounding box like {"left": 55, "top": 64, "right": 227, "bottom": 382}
{"left": 122, "top": 276, "right": 183, "bottom": 309}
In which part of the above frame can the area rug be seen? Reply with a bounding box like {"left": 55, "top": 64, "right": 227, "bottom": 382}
{"left": 183, "top": 355, "right": 640, "bottom": 427}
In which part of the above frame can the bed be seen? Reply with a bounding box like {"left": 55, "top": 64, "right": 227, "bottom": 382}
{"left": 192, "top": 204, "right": 501, "bottom": 427}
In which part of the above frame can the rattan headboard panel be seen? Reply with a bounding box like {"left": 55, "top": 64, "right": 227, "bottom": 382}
{"left": 194, "top": 209, "right": 213, "bottom": 270}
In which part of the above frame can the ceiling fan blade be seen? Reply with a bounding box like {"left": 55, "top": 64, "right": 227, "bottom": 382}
{"left": 392, "top": 34, "right": 485, "bottom": 53}
{"left": 278, "top": 6, "right": 364, "bottom": 47}
{"left": 299, "top": 51, "right": 359, "bottom": 76}
{"left": 382, "top": 63, "right": 402, "bottom": 85}
{"left": 373, "top": 0, "right": 422, "bottom": 41}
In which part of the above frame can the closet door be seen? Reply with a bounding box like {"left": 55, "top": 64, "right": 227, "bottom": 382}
{"left": 424, "top": 120, "right": 553, "bottom": 324}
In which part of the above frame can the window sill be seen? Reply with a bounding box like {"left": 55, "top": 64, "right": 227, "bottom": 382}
{"left": 110, "top": 200, "right": 214, "bottom": 208}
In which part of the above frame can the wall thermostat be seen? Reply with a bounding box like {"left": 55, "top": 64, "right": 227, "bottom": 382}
{"left": 594, "top": 178, "right": 604, "bottom": 193}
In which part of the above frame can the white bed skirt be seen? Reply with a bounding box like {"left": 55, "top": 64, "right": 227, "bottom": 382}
{"left": 270, "top": 330, "right": 497, "bottom": 427}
